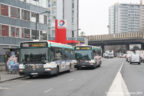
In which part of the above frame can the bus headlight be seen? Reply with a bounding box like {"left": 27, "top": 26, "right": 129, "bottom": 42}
{"left": 43, "top": 63, "right": 51, "bottom": 68}
{"left": 43, "top": 64, "right": 52, "bottom": 71}
{"left": 45, "top": 68, "right": 51, "bottom": 71}
{"left": 89, "top": 60, "right": 95, "bottom": 65}
{"left": 19, "top": 64, "right": 25, "bottom": 69}
{"left": 43, "top": 62, "right": 57, "bottom": 69}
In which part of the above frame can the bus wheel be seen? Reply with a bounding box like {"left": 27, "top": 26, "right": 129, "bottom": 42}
{"left": 77, "top": 67, "right": 81, "bottom": 70}
{"left": 29, "top": 75, "right": 33, "bottom": 78}
{"left": 55, "top": 67, "right": 59, "bottom": 75}
{"left": 97, "top": 64, "right": 101, "bottom": 67}
{"left": 67, "top": 65, "right": 71, "bottom": 72}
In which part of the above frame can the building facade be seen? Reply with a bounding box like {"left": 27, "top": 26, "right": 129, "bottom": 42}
{"left": 55, "top": 0, "right": 79, "bottom": 39}
{"left": 0, "top": 0, "right": 80, "bottom": 62}
{"left": 109, "top": 3, "right": 144, "bottom": 34}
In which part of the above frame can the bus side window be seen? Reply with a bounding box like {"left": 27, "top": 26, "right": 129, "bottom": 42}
{"left": 70, "top": 50, "right": 74, "bottom": 59}
{"left": 92, "top": 50, "right": 96, "bottom": 58}
{"left": 49, "top": 48, "right": 55, "bottom": 61}
{"left": 55, "top": 48, "right": 62, "bottom": 60}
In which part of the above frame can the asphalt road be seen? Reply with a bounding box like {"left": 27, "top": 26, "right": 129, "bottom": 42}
{"left": 122, "top": 60, "right": 144, "bottom": 96}
{"left": 0, "top": 58, "right": 128, "bottom": 96}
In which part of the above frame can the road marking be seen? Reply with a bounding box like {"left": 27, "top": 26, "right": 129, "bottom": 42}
{"left": 0, "top": 86, "right": 9, "bottom": 90}
{"left": 106, "top": 63, "right": 130, "bottom": 96}
{"left": 44, "top": 88, "right": 53, "bottom": 93}
{"left": 68, "top": 79, "right": 74, "bottom": 82}
{"left": 25, "top": 81, "right": 32, "bottom": 83}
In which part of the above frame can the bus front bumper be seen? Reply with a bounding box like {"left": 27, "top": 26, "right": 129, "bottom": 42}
{"left": 76, "top": 62, "right": 95, "bottom": 68}
{"left": 19, "top": 68, "right": 57, "bottom": 76}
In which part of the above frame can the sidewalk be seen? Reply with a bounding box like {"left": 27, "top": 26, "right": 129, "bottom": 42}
{"left": 0, "top": 71, "right": 22, "bottom": 83}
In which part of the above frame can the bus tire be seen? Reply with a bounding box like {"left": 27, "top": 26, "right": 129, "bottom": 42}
{"left": 77, "top": 67, "right": 81, "bottom": 70}
{"left": 97, "top": 64, "right": 101, "bottom": 67}
{"left": 55, "top": 66, "right": 59, "bottom": 75}
{"left": 93, "top": 64, "right": 97, "bottom": 69}
{"left": 29, "top": 75, "right": 33, "bottom": 78}
{"left": 68, "top": 64, "right": 72, "bottom": 72}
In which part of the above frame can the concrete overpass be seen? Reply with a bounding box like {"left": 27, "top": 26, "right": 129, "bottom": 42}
{"left": 87, "top": 32, "right": 144, "bottom": 51}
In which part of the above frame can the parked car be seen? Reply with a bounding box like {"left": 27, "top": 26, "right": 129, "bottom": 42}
{"left": 126, "top": 51, "right": 133, "bottom": 62}
{"left": 129, "top": 53, "right": 141, "bottom": 64}
{"left": 103, "top": 53, "right": 108, "bottom": 58}
{"left": 126, "top": 53, "right": 132, "bottom": 62}
{"left": 103, "top": 50, "right": 114, "bottom": 58}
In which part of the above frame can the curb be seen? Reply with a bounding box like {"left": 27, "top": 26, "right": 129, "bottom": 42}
{"left": 0, "top": 76, "right": 24, "bottom": 83}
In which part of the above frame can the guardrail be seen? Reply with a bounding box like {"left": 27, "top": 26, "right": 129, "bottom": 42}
{"left": 87, "top": 32, "right": 144, "bottom": 41}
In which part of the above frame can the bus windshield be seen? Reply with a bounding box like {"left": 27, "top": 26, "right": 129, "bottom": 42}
{"left": 20, "top": 48, "right": 48, "bottom": 64}
{"left": 75, "top": 50, "right": 92, "bottom": 60}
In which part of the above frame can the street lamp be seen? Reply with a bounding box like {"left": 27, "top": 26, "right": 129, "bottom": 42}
{"left": 72, "top": 28, "right": 81, "bottom": 38}
{"left": 71, "top": 29, "right": 81, "bottom": 45}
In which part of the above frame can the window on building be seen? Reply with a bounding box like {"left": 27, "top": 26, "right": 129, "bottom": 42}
{"left": 40, "top": 31, "right": 47, "bottom": 40}
{"left": 44, "top": 15, "right": 47, "bottom": 24}
{"left": 32, "top": 30, "right": 39, "bottom": 39}
{"left": 22, "top": 28, "right": 30, "bottom": 38}
{"left": 51, "top": 30, "right": 55, "bottom": 37}
{"left": 20, "top": 0, "right": 27, "bottom": 2}
{"left": 33, "top": 0, "right": 39, "bottom": 1}
{"left": 0, "top": 24, "right": 2, "bottom": 36}
{"left": 21, "top": 10, "right": 30, "bottom": 21}
{"left": 31, "top": 12, "right": 39, "bottom": 22}
{"left": 16, "top": 28, "right": 20, "bottom": 37}
{"left": 10, "top": 7, "right": 20, "bottom": 18}
{"left": 11, "top": 27, "right": 16, "bottom": 37}
{"left": 39, "top": 0, "right": 47, "bottom": 8}
{"left": 11, "top": 27, "right": 20, "bottom": 38}
{"left": 1, "top": 25, "right": 9, "bottom": 37}
{"left": 1, "top": 4, "right": 9, "bottom": 16}
{"left": 39, "top": 15, "right": 44, "bottom": 24}
{"left": 0, "top": 4, "right": 1, "bottom": 15}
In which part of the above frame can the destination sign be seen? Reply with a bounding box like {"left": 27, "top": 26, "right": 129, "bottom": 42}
{"left": 75, "top": 46, "right": 92, "bottom": 50}
{"left": 21, "top": 42, "right": 47, "bottom": 48}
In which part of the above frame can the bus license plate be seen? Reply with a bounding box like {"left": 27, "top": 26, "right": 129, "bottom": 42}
{"left": 31, "top": 73, "right": 38, "bottom": 75}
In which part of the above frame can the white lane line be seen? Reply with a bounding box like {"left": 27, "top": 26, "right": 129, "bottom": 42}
{"left": 0, "top": 86, "right": 9, "bottom": 90}
{"left": 25, "top": 81, "right": 32, "bottom": 83}
{"left": 106, "top": 62, "right": 130, "bottom": 96}
{"left": 68, "top": 79, "right": 74, "bottom": 82}
{"left": 44, "top": 88, "right": 53, "bottom": 93}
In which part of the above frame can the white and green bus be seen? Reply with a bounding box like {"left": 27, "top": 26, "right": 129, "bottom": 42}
{"left": 74, "top": 45, "right": 102, "bottom": 69}
{"left": 19, "top": 41, "right": 76, "bottom": 77}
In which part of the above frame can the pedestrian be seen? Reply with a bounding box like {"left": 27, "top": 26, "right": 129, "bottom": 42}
{"left": 7, "top": 55, "right": 19, "bottom": 74}
{"left": 4, "top": 51, "right": 10, "bottom": 72}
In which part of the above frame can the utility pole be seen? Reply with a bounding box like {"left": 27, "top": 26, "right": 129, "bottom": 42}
{"left": 35, "top": 13, "right": 38, "bottom": 40}
{"left": 139, "top": 0, "right": 143, "bottom": 38}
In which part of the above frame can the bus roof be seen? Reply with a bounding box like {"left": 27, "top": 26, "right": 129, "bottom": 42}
{"left": 75, "top": 45, "right": 101, "bottom": 49}
{"left": 20, "top": 41, "right": 73, "bottom": 49}
{"left": 48, "top": 42, "right": 73, "bottom": 49}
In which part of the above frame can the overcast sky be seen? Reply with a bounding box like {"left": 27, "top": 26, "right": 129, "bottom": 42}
{"left": 79, "top": 0, "right": 141, "bottom": 36}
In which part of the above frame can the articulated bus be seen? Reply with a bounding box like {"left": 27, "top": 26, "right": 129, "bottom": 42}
{"left": 19, "top": 41, "right": 76, "bottom": 77}
{"left": 74, "top": 45, "right": 102, "bottom": 69}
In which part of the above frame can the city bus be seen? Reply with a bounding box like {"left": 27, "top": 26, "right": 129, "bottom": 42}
{"left": 74, "top": 45, "right": 102, "bottom": 69}
{"left": 18, "top": 41, "right": 76, "bottom": 77}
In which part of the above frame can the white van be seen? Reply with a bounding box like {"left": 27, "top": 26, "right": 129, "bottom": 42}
{"left": 130, "top": 53, "right": 141, "bottom": 64}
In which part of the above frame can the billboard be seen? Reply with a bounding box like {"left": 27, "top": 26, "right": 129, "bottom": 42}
{"left": 58, "top": 20, "right": 66, "bottom": 28}
{"left": 129, "top": 44, "right": 141, "bottom": 50}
